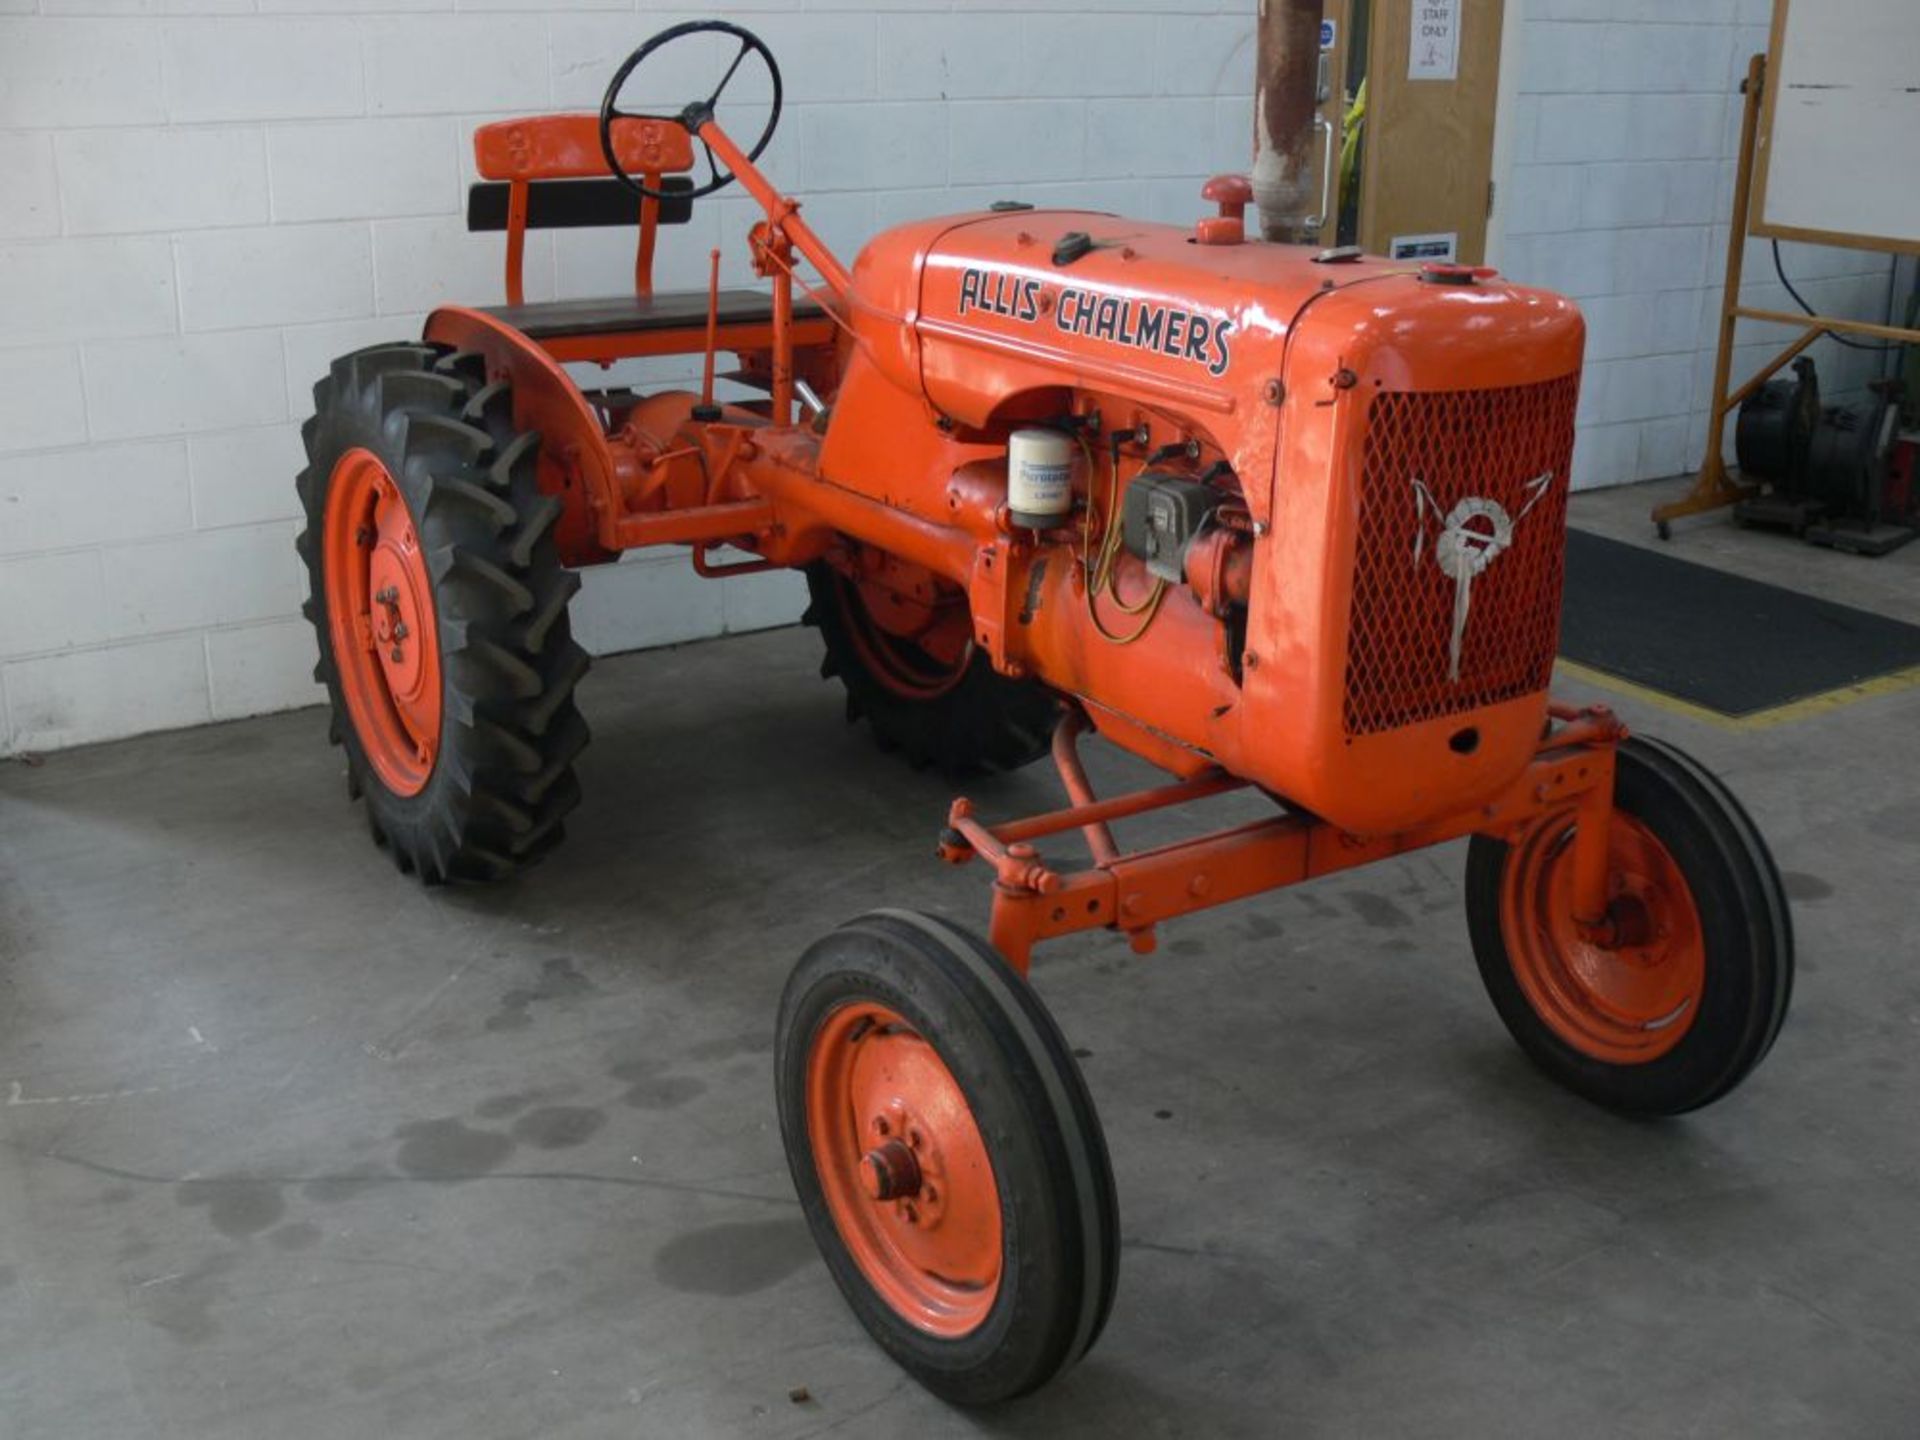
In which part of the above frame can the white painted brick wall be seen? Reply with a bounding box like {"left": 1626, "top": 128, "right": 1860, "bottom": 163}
{"left": 10, "top": 1, "right": 1889, "bottom": 756}
{"left": 0, "top": 1, "right": 1255, "bottom": 755}
{"left": 1491, "top": 0, "right": 1901, "bottom": 492}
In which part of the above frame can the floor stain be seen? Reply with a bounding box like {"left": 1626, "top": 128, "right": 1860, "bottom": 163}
{"left": 1242, "top": 914, "right": 1285, "bottom": 941}
{"left": 611, "top": 1060, "right": 707, "bottom": 1111}
{"left": 683, "top": 1030, "right": 773, "bottom": 1063}
{"left": 510, "top": 1105, "right": 607, "bottom": 1151}
{"left": 393, "top": 1118, "right": 515, "bottom": 1180}
{"left": 1864, "top": 804, "right": 1920, "bottom": 845}
{"left": 1293, "top": 891, "right": 1341, "bottom": 919}
{"left": 652, "top": 1218, "right": 815, "bottom": 1297}
{"left": 475, "top": 1091, "right": 538, "bottom": 1119}
{"left": 138, "top": 1252, "right": 237, "bottom": 1345}
{"left": 1781, "top": 871, "right": 1833, "bottom": 902}
{"left": 485, "top": 956, "right": 593, "bottom": 1032}
{"left": 301, "top": 1164, "right": 388, "bottom": 1204}
{"left": 176, "top": 1176, "right": 286, "bottom": 1239}
{"left": 269, "top": 1221, "right": 323, "bottom": 1251}
{"left": 1348, "top": 893, "right": 1412, "bottom": 930}
{"left": 473, "top": 1086, "right": 580, "bottom": 1120}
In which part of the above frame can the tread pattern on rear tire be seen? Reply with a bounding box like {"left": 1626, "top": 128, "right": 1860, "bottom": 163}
{"left": 802, "top": 563, "right": 1057, "bottom": 775}
{"left": 295, "top": 342, "right": 589, "bottom": 883}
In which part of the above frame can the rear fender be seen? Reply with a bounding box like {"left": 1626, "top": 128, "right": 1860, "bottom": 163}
{"left": 423, "top": 305, "right": 620, "bottom": 566}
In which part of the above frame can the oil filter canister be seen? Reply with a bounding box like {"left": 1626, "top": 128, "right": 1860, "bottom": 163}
{"left": 1007, "top": 428, "right": 1074, "bottom": 530}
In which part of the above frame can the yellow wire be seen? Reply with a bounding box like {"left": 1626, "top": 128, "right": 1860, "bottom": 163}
{"left": 1099, "top": 443, "right": 1161, "bottom": 615}
{"left": 1073, "top": 431, "right": 1166, "bottom": 644}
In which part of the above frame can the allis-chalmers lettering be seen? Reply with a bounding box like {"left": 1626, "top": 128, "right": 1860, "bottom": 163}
{"left": 956, "top": 266, "right": 1233, "bottom": 378}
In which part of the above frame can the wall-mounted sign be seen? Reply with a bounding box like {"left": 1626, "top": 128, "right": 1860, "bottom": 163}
{"left": 1409, "top": 0, "right": 1461, "bottom": 81}
{"left": 1389, "top": 231, "right": 1458, "bottom": 261}
{"left": 1320, "top": 18, "right": 1336, "bottom": 52}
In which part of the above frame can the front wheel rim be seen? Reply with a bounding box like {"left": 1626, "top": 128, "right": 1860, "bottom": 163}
{"left": 322, "top": 448, "right": 442, "bottom": 796}
{"left": 805, "top": 1001, "right": 1003, "bottom": 1337}
{"left": 1499, "top": 810, "right": 1707, "bottom": 1064}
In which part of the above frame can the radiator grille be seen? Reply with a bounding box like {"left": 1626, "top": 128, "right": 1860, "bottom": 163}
{"left": 1343, "top": 375, "right": 1580, "bottom": 736}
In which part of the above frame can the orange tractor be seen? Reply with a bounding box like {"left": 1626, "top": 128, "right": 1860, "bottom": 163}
{"left": 296, "top": 22, "right": 1793, "bottom": 1403}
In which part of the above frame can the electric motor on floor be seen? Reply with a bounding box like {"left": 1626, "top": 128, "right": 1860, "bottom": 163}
{"left": 1734, "top": 356, "right": 1819, "bottom": 488}
{"left": 1733, "top": 363, "right": 1916, "bottom": 556}
{"left": 1805, "top": 397, "right": 1889, "bottom": 517}
{"left": 1801, "top": 385, "right": 1915, "bottom": 556}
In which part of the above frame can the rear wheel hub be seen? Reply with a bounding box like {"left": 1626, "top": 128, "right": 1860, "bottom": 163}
{"left": 322, "top": 448, "right": 442, "bottom": 796}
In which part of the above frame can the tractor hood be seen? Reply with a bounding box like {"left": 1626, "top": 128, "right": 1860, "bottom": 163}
{"left": 838, "top": 205, "right": 1583, "bottom": 535}
{"left": 901, "top": 209, "right": 1409, "bottom": 430}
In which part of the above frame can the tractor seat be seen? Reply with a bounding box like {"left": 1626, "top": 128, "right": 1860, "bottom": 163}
{"left": 478, "top": 289, "right": 825, "bottom": 342}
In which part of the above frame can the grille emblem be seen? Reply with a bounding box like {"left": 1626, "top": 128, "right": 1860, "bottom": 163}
{"left": 1411, "top": 471, "right": 1555, "bottom": 682}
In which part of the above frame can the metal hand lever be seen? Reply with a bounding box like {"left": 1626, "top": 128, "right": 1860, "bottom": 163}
{"left": 1303, "top": 114, "right": 1336, "bottom": 236}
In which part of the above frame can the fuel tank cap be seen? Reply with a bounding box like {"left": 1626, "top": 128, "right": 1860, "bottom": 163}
{"left": 1419, "top": 261, "right": 1500, "bottom": 285}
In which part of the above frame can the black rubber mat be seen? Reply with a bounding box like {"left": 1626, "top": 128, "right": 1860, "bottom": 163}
{"left": 1559, "top": 530, "right": 1920, "bottom": 716}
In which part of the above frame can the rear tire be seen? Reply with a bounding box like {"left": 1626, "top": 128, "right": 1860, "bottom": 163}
{"left": 296, "top": 342, "right": 590, "bottom": 883}
{"left": 776, "top": 910, "right": 1119, "bottom": 1404}
{"left": 1465, "top": 737, "right": 1792, "bottom": 1114}
{"left": 803, "top": 563, "right": 1056, "bottom": 774}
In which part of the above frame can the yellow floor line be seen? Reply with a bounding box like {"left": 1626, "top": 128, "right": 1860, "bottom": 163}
{"left": 1555, "top": 659, "right": 1920, "bottom": 733}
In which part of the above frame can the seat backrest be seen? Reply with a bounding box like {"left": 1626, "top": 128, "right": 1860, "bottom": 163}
{"left": 468, "top": 115, "right": 697, "bottom": 306}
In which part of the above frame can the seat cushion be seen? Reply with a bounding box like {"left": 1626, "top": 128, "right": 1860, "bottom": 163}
{"left": 478, "top": 289, "right": 824, "bottom": 341}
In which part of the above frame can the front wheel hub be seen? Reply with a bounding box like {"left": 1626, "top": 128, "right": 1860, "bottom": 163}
{"left": 861, "top": 1138, "right": 922, "bottom": 1201}
{"left": 805, "top": 1002, "right": 1002, "bottom": 1336}
{"left": 1501, "top": 810, "right": 1705, "bottom": 1064}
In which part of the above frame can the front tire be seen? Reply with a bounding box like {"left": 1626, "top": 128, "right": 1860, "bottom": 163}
{"left": 1466, "top": 737, "right": 1793, "bottom": 1114}
{"left": 296, "top": 343, "right": 590, "bottom": 882}
{"left": 776, "top": 910, "right": 1119, "bottom": 1404}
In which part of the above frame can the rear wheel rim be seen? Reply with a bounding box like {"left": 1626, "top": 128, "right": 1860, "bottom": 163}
{"left": 1500, "top": 810, "right": 1706, "bottom": 1064}
{"left": 831, "top": 573, "right": 972, "bottom": 702}
{"left": 322, "top": 448, "right": 441, "bottom": 797}
{"left": 806, "top": 1001, "right": 1002, "bottom": 1337}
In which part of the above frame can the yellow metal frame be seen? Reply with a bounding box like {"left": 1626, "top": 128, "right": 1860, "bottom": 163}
{"left": 1653, "top": 52, "right": 1920, "bottom": 536}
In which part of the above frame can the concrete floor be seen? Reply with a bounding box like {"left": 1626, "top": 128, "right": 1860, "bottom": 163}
{"left": 3, "top": 477, "right": 1918, "bottom": 1439}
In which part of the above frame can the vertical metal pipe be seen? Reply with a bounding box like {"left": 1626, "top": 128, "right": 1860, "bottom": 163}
{"left": 1253, "top": 0, "right": 1324, "bottom": 243}
{"left": 700, "top": 247, "right": 721, "bottom": 411}
{"left": 771, "top": 265, "right": 793, "bottom": 428}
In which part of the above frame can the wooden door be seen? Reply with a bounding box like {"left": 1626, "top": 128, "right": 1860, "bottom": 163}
{"left": 1358, "top": 0, "right": 1505, "bottom": 264}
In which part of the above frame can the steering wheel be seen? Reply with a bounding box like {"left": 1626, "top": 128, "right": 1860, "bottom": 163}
{"left": 598, "top": 20, "right": 783, "bottom": 203}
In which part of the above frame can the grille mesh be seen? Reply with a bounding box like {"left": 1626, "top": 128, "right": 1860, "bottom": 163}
{"left": 1343, "top": 375, "right": 1580, "bottom": 736}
